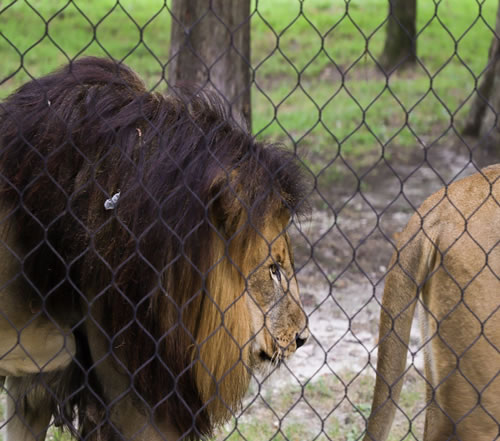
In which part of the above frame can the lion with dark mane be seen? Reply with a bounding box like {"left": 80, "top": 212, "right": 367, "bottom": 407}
{"left": 0, "top": 57, "right": 309, "bottom": 441}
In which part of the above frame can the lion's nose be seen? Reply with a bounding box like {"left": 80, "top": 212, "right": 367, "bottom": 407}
{"left": 295, "top": 333, "right": 307, "bottom": 349}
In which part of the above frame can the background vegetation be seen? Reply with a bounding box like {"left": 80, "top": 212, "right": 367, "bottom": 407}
{"left": 0, "top": 0, "right": 496, "bottom": 173}
{"left": 0, "top": 0, "right": 496, "bottom": 440}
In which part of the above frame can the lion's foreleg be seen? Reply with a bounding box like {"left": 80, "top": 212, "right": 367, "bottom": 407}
{"left": 83, "top": 318, "right": 183, "bottom": 441}
{"left": 0, "top": 318, "right": 76, "bottom": 376}
{"left": 4, "top": 376, "right": 53, "bottom": 441}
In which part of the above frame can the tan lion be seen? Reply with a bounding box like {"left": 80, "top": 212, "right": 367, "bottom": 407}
{"left": 0, "top": 57, "right": 309, "bottom": 441}
{"left": 363, "top": 165, "right": 500, "bottom": 441}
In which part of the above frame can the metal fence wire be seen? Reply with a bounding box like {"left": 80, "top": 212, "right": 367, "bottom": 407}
{"left": 0, "top": 1, "right": 499, "bottom": 440}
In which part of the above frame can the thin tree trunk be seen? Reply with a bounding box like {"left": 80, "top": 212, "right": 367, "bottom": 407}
{"left": 380, "top": 0, "right": 417, "bottom": 71}
{"left": 463, "top": 0, "right": 500, "bottom": 142}
{"left": 168, "top": 0, "right": 252, "bottom": 130}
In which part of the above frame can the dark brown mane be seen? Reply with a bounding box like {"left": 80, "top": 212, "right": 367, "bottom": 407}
{"left": 0, "top": 57, "right": 308, "bottom": 439}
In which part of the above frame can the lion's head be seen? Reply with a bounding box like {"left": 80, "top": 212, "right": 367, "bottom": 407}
{"left": 0, "top": 57, "right": 310, "bottom": 439}
{"left": 194, "top": 202, "right": 310, "bottom": 427}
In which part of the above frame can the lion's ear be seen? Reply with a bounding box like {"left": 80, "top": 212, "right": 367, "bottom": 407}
{"left": 208, "top": 170, "right": 243, "bottom": 237}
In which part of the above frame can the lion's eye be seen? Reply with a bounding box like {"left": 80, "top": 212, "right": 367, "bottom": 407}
{"left": 270, "top": 263, "right": 281, "bottom": 283}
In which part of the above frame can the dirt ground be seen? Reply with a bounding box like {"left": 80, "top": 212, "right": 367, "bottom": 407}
{"left": 290, "top": 136, "right": 499, "bottom": 381}
{"left": 291, "top": 142, "right": 471, "bottom": 375}
{"left": 219, "top": 137, "right": 500, "bottom": 440}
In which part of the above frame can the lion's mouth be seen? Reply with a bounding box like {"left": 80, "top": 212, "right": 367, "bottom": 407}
{"left": 259, "top": 351, "right": 273, "bottom": 362}
{"left": 258, "top": 350, "right": 283, "bottom": 367}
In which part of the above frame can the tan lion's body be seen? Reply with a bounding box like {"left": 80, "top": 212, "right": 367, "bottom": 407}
{"left": 364, "top": 164, "right": 500, "bottom": 441}
{"left": 0, "top": 58, "right": 309, "bottom": 441}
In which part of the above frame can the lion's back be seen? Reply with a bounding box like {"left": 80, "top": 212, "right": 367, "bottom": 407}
{"left": 394, "top": 163, "right": 500, "bottom": 317}
{"left": 400, "top": 164, "right": 500, "bottom": 251}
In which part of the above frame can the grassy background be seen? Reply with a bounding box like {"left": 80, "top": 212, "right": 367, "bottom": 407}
{"left": 0, "top": 0, "right": 496, "bottom": 171}
{"left": 215, "top": 368, "right": 426, "bottom": 441}
{"left": 0, "top": 0, "right": 496, "bottom": 440}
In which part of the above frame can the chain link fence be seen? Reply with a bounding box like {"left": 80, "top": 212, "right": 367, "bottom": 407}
{"left": 0, "top": 1, "right": 499, "bottom": 440}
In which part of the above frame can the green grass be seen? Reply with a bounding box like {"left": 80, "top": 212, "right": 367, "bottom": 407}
{"left": 0, "top": 0, "right": 171, "bottom": 89}
{"left": 0, "top": 0, "right": 496, "bottom": 175}
{"left": 214, "top": 368, "right": 426, "bottom": 441}
{"left": 250, "top": 0, "right": 496, "bottom": 161}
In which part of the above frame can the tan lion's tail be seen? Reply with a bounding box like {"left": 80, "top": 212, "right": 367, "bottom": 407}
{"left": 363, "top": 222, "right": 437, "bottom": 441}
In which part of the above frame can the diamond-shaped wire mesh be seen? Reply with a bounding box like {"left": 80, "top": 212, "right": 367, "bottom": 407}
{"left": 0, "top": 1, "right": 499, "bottom": 440}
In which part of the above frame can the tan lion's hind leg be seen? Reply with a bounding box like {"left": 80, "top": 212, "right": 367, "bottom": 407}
{"left": 4, "top": 376, "right": 53, "bottom": 441}
{"left": 422, "top": 267, "right": 500, "bottom": 441}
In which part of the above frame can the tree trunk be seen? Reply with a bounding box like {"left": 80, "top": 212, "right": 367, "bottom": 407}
{"left": 380, "top": 0, "right": 417, "bottom": 72}
{"left": 168, "top": 0, "right": 252, "bottom": 130}
{"left": 463, "top": 0, "right": 500, "bottom": 146}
